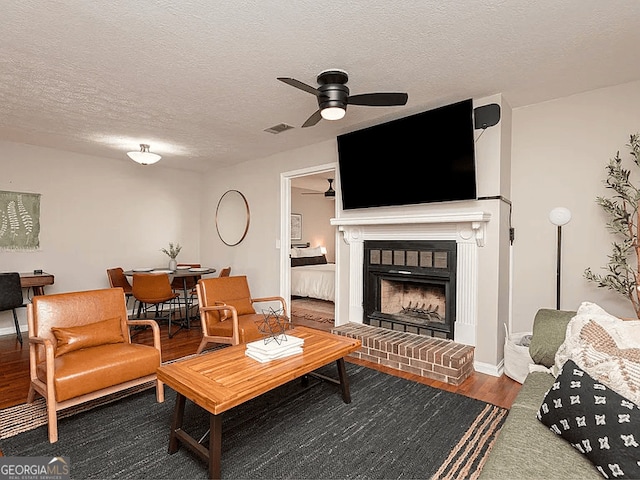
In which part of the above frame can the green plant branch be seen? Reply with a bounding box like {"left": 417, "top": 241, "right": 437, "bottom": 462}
{"left": 584, "top": 134, "right": 640, "bottom": 318}
{"left": 160, "top": 242, "right": 182, "bottom": 259}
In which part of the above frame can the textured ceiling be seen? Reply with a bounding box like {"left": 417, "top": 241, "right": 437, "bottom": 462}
{"left": 1, "top": 1, "right": 640, "bottom": 173}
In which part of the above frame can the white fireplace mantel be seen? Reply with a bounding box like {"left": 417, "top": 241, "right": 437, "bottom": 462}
{"left": 330, "top": 211, "right": 492, "bottom": 348}
{"left": 331, "top": 211, "right": 491, "bottom": 247}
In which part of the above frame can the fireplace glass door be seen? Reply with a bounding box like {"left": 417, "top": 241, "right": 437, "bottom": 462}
{"left": 364, "top": 240, "right": 456, "bottom": 339}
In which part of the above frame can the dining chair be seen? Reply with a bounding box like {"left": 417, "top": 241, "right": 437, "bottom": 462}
{"left": 0, "top": 272, "right": 26, "bottom": 345}
{"left": 218, "top": 266, "right": 231, "bottom": 277}
{"left": 106, "top": 267, "right": 134, "bottom": 310}
{"left": 131, "top": 273, "right": 180, "bottom": 337}
{"left": 195, "top": 275, "right": 289, "bottom": 353}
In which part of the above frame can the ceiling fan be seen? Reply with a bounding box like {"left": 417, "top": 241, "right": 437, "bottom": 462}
{"left": 277, "top": 69, "right": 409, "bottom": 128}
{"left": 301, "top": 178, "right": 336, "bottom": 198}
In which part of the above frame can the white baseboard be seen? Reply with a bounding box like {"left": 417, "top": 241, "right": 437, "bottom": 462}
{"left": 474, "top": 359, "right": 504, "bottom": 377}
{"left": 0, "top": 324, "right": 26, "bottom": 337}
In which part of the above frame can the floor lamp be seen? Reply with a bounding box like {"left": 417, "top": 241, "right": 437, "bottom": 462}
{"left": 549, "top": 207, "right": 572, "bottom": 310}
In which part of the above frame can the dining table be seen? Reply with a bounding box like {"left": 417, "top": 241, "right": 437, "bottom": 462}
{"left": 124, "top": 267, "right": 217, "bottom": 334}
{"left": 19, "top": 271, "right": 55, "bottom": 297}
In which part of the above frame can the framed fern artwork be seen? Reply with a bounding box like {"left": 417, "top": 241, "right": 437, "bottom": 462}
{"left": 0, "top": 190, "right": 41, "bottom": 251}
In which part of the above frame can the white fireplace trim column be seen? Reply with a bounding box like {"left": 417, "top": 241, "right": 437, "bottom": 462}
{"left": 331, "top": 211, "right": 491, "bottom": 347}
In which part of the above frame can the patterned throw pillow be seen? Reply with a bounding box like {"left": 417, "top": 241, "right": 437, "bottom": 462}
{"left": 555, "top": 301, "right": 640, "bottom": 406}
{"left": 538, "top": 359, "right": 640, "bottom": 478}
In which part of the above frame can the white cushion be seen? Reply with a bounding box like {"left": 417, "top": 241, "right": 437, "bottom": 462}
{"left": 555, "top": 301, "right": 640, "bottom": 406}
{"left": 290, "top": 246, "right": 323, "bottom": 258}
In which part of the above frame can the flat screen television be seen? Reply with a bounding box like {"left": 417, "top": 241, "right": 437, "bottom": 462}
{"left": 337, "top": 98, "right": 476, "bottom": 210}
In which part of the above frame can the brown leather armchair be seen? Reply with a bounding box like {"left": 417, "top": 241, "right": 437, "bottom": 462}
{"left": 27, "top": 287, "right": 164, "bottom": 443}
{"left": 195, "top": 275, "right": 289, "bottom": 353}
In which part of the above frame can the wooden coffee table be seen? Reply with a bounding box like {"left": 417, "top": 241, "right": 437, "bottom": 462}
{"left": 156, "top": 326, "right": 361, "bottom": 479}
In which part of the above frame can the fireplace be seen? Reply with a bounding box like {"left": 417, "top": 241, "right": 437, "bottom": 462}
{"left": 363, "top": 240, "right": 456, "bottom": 339}
{"left": 331, "top": 210, "right": 490, "bottom": 349}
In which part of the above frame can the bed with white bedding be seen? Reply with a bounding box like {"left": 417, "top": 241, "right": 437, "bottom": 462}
{"left": 290, "top": 245, "right": 335, "bottom": 302}
{"left": 291, "top": 263, "right": 335, "bottom": 302}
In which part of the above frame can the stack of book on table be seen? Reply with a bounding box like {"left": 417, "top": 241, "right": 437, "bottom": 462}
{"left": 245, "top": 335, "right": 304, "bottom": 363}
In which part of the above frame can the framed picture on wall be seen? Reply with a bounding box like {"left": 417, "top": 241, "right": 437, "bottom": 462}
{"left": 0, "top": 190, "right": 41, "bottom": 251}
{"left": 291, "top": 213, "right": 302, "bottom": 240}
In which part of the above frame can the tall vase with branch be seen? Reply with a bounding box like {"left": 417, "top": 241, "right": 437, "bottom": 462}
{"left": 584, "top": 134, "right": 640, "bottom": 318}
{"left": 161, "top": 242, "right": 182, "bottom": 271}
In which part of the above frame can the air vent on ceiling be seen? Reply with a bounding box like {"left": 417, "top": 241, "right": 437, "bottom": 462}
{"left": 264, "top": 123, "right": 295, "bottom": 134}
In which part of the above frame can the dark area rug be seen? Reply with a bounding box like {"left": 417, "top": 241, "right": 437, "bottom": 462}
{"left": 0, "top": 363, "right": 506, "bottom": 479}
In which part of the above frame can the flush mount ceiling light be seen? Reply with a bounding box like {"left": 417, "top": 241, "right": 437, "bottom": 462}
{"left": 320, "top": 106, "right": 346, "bottom": 121}
{"left": 127, "top": 144, "right": 161, "bottom": 165}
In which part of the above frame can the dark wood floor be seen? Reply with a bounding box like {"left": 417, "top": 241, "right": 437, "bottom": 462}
{"left": 0, "top": 320, "right": 521, "bottom": 411}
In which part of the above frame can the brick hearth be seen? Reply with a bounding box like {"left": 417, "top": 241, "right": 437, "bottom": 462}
{"left": 331, "top": 323, "right": 475, "bottom": 386}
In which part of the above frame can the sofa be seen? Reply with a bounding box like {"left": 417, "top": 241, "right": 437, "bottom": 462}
{"left": 481, "top": 308, "right": 613, "bottom": 479}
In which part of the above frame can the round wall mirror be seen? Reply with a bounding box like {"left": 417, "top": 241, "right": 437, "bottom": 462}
{"left": 215, "top": 190, "right": 250, "bottom": 246}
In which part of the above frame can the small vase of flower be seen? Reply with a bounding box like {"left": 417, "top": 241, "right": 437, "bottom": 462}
{"left": 161, "top": 242, "right": 182, "bottom": 271}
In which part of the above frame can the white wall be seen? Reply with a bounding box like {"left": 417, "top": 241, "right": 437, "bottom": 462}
{"left": 511, "top": 79, "right": 640, "bottom": 331}
{"left": 0, "top": 141, "right": 202, "bottom": 335}
{"left": 1, "top": 98, "right": 512, "bottom": 367}
{"left": 4, "top": 81, "right": 639, "bottom": 368}
{"left": 0, "top": 138, "right": 336, "bottom": 336}
{"left": 198, "top": 141, "right": 339, "bottom": 300}
{"left": 194, "top": 94, "right": 512, "bottom": 368}
{"left": 291, "top": 187, "right": 336, "bottom": 262}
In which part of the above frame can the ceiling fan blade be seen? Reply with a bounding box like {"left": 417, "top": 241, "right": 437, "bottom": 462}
{"left": 301, "top": 110, "right": 323, "bottom": 128}
{"left": 277, "top": 77, "right": 319, "bottom": 96}
{"left": 347, "top": 92, "right": 408, "bottom": 106}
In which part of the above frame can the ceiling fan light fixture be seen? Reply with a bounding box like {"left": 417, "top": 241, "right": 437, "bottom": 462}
{"left": 320, "top": 107, "right": 346, "bottom": 121}
{"left": 278, "top": 69, "right": 408, "bottom": 128}
{"left": 324, "top": 178, "right": 336, "bottom": 197}
{"left": 127, "top": 144, "right": 161, "bottom": 165}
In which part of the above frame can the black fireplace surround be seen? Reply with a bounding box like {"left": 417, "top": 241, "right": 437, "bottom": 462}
{"left": 363, "top": 240, "right": 456, "bottom": 339}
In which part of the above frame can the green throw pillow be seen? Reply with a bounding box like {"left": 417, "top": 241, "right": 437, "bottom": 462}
{"left": 528, "top": 308, "right": 576, "bottom": 367}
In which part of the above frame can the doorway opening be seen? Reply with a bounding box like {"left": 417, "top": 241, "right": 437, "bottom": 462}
{"left": 281, "top": 164, "right": 337, "bottom": 332}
